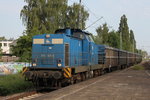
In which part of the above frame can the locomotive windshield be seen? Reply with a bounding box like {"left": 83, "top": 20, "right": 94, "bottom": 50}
{"left": 85, "top": 35, "right": 94, "bottom": 42}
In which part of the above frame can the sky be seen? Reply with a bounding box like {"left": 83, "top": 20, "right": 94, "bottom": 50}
{"left": 0, "top": 0, "right": 150, "bottom": 54}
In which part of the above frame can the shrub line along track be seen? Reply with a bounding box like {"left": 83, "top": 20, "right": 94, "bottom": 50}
{"left": 13, "top": 67, "right": 131, "bottom": 100}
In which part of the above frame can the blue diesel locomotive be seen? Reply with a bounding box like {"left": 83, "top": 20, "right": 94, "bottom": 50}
{"left": 24, "top": 28, "right": 142, "bottom": 88}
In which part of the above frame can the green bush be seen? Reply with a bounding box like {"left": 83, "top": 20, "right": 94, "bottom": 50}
{"left": 132, "top": 65, "right": 144, "bottom": 70}
{"left": 0, "top": 74, "right": 33, "bottom": 96}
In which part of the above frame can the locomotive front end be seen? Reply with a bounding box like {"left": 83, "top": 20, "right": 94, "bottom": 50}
{"left": 23, "top": 31, "right": 71, "bottom": 88}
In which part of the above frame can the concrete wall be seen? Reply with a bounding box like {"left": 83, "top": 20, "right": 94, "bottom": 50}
{"left": 0, "top": 56, "right": 19, "bottom": 62}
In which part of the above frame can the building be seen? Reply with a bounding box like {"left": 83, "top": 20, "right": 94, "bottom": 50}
{"left": 0, "top": 40, "right": 19, "bottom": 62}
{"left": 0, "top": 40, "right": 13, "bottom": 54}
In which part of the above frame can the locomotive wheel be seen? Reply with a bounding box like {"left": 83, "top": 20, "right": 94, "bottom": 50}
{"left": 81, "top": 73, "right": 86, "bottom": 81}
{"left": 70, "top": 77, "right": 74, "bottom": 85}
{"left": 98, "top": 70, "right": 101, "bottom": 76}
{"left": 85, "top": 72, "right": 89, "bottom": 79}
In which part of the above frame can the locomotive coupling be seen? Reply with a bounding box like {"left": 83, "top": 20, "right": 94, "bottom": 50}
{"left": 52, "top": 71, "right": 62, "bottom": 80}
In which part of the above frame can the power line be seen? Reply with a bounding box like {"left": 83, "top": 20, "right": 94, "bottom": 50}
{"left": 81, "top": 2, "right": 99, "bottom": 19}
{"left": 85, "top": 17, "right": 103, "bottom": 30}
{"left": 69, "top": 0, "right": 113, "bottom": 31}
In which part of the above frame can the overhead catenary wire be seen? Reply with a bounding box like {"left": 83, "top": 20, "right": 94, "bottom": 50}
{"left": 69, "top": 0, "right": 102, "bottom": 24}
{"left": 85, "top": 17, "right": 103, "bottom": 30}
{"left": 69, "top": 0, "right": 112, "bottom": 31}
{"left": 81, "top": 1, "right": 99, "bottom": 19}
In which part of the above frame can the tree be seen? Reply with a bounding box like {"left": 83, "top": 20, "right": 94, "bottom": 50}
{"left": 0, "top": 37, "right": 6, "bottom": 41}
{"left": 65, "top": 3, "right": 89, "bottom": 29}
{"left": 11, "top": 35, "right": 32, "bottom": 62}
{"left": 95, "top": 23, "right": 109, "bottom": 45}
{"left": 21, "top": 0, "right": 68, "bottom": 36}
{"left": 12, "top": 0, "right": 89, "bottom": 61}
{"left": 107, "top": 31, "right": 120, "bottom": 48}
{"left": 0, "top": 43, "right": 2, "bottom": 57}
{"left": 94, "top": 23, "right": 120, "bottom": 48}
{"left": 118, "top": 15, "right": 130, "bottom": 51}
{"left": 129, "top": 30, "right": 136, "bottom": 52}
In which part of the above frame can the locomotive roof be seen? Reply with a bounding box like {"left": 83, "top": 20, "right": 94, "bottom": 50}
{"left": 55, "top": 28, "right": 91, "bottom": 35}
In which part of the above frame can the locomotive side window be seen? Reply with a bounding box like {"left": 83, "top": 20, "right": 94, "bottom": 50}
{"left": 89, "top": 35, "right": 94, "bottom": 42}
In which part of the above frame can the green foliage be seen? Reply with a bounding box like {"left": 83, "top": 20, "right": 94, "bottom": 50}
{"left": 107, "top": 31, "right": 120, "bottom": 48}
{"left": 132, "top": 65, "right": 144, "bottom": 70}
{"left": 11, "top": 0, "right": 89, "bottom": 61}
{"left": 118, "top": 15, "right": 130, "bottom": 51}
{"left": 140, "top": 50, "right": 148, "bottom": 59}
{"left": 94, "top": 23, "right": 109, "bottom": 45}
{"left": 65, "top": 3, "right": 89, "bottom": 29}
{"left": 0, "top": 74, "right": 33, "bottom": 96}
{"left": 129, "top": 30, "right": 136, "bottom": 52}
{"left": 94, "top": 15, "right": 139, "bottom": 52}
{"left": 94, "top": 23, "right": 120, "bottom": 48}
{"left": 0, "top": 40, "right": 2, "bottom": 57}
{"left": 0, "top": 37, "right": 6, "bottom": 41}
{"left": 21, "top": 0, "right": 67, "bottom": 35}
{"left": 118, "top": 15, "right": 137, "bottom": 52}
{"left": 11, "top": 35, "right": 32, "bottom": 62}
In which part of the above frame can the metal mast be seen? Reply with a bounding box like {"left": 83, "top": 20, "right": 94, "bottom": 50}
{"left": 133, "top": 39, "right": 134, "bottom": 53}
{"left": 120, "top": 31, "right": 122, "bottom": 50}
{"left": 78, "top": 0, "right": 82, "bottom": 29}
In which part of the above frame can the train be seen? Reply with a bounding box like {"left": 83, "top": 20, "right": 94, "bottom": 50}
{"left": 23, "top": 28, "right": 142, "bottom": 89}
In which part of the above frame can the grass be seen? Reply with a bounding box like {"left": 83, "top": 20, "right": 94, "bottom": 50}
{"left": 132, "top": 65, "right": 144, "bottom": 70}
{"left": 0, "top": 73, "right": 33, "bottom": 96}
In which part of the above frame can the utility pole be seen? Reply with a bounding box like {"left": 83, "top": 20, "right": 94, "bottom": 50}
{"left": 120, "top": 31, "right": 122, "bottom": 50}
{"left": 78, "top": 0, "right": 82, "bottom": 29}
{"left": 133, "top": 39, "right": 134, "bottom": 53}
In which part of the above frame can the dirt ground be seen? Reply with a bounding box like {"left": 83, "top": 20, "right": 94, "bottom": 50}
{"left": 20, "top": 61, "right": 150, "bottom": 100}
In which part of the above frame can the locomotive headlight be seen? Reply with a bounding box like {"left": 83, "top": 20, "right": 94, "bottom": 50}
{"left": 33, "top": 63, "right": 36, "bottom": 66}
{"left": 58, "top": 64, "right": 62, "bottom": 67}
{"left": 57, "top": 59, "right": 62, "bottom": 67}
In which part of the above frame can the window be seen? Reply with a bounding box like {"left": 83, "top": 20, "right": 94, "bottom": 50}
{"left": 85, "top": 35, "right": 94, "bottom": 42}
{"left": 0, "top": 43, "right": 2, "bottom": 47}
{"left": 73, "top": 32, "right": 85, "bottom": 39}
{"left": 4, "top": 43, "right": 7, "bottom": 46}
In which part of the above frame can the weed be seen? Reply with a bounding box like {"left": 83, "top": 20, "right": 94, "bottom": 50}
{"left": 0, "top": 74, "right": 33, "bottom": 96}
{"left": 132, "top": 65, "right": 144, "bottom": 70}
